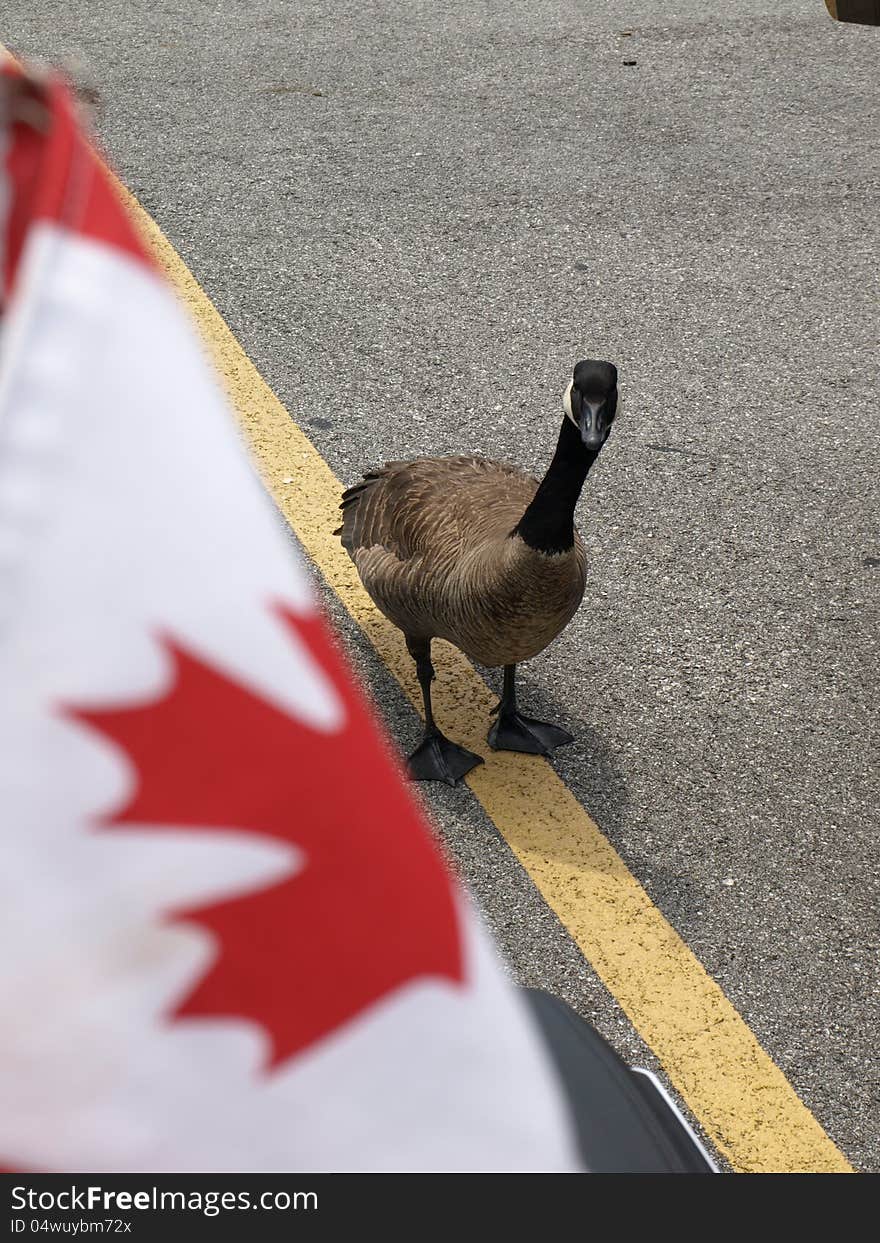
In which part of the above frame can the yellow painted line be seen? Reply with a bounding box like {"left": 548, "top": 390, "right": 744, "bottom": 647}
{"left": 2, "top": 41, "right": 853, "bottom": 1174}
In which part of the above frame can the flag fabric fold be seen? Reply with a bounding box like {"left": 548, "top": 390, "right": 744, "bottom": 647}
{"left": 0, "top": 66, "right": 579, "bottom": 1173}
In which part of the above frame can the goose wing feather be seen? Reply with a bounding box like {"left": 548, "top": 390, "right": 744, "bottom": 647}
{"left": 336, "top": 456, "right": 537, "bottom": 561}
{"left": 335, "top": 455, "right": 585, "bottom": 665}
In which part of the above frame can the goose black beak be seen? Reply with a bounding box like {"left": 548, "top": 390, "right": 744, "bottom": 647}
{"left": 578, "top": 401, "right": 609, "bottom": 450}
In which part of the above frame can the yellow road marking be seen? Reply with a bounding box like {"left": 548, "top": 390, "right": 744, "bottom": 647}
{"left": 2, "top": 41, "right": 853, "bottom": 1173}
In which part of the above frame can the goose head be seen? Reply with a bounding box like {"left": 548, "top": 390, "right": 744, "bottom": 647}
{"left": 563, "top": 359, "right": 619, "bottom": 451}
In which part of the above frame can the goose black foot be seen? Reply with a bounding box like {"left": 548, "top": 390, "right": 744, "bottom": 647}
{"left": 407, "top": 730, "right": 484, "bottom": 786}
{"left": 487, "top": 711, "right": 574, "bottom": 756}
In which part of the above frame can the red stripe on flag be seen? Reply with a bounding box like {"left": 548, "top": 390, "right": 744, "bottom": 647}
{"left": 2, "top": 63, "right": 152, "bottom": 300}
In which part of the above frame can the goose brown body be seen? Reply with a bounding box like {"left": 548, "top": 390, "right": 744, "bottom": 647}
{"left": 337, "top": 455, "right": 588, "bottom": 668}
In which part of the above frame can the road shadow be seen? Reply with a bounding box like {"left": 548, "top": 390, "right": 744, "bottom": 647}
{"left": 481, "top": 663, "right": 632, "bottom": 851}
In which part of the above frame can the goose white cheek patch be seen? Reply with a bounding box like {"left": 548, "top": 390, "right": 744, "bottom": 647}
{"left": 563, "top": 379, "right": 576, "bottom": 425}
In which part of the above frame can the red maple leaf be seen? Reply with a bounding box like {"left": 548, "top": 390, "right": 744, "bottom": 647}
{"left": 65, "top": 605, "right": 464, "bottom": 1068}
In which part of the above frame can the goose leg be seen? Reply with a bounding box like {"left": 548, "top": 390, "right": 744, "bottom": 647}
{"left": 405, "top": 637, "right": 484, "bottom": 786}
{"left": 488, "top": 664, "right": 574, "bottom": 756}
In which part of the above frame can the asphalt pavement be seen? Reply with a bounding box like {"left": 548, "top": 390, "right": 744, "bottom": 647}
{"left": 3, "top": 0, "right": 878, "bottom": 1170}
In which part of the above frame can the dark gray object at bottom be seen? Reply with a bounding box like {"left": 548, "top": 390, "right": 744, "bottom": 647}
{"left": 522, "top": 988, "right": 718, "bottom": 1173}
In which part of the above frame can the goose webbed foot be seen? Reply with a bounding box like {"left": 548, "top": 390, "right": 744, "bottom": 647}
{"left": 407, "top": 729, "right": 484, "bottom": 786}
{"left": 487, "top": 710, "right": 574, "bottom": 756}
{"left": 487, "top": 664, "right": 574, "bottom": 756}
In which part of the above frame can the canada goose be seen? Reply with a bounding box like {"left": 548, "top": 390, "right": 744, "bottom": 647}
{"left": 336, "top": 359, "right": 620, "bottom": 785}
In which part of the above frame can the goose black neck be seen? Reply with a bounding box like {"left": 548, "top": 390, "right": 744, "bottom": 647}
{"left": 514, "top": 417, "right": 600, "bottom": 555}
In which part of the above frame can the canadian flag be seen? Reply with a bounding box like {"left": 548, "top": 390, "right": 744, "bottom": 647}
{"left": 0, "top": 66, "right": 579, "bottom": 1172}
